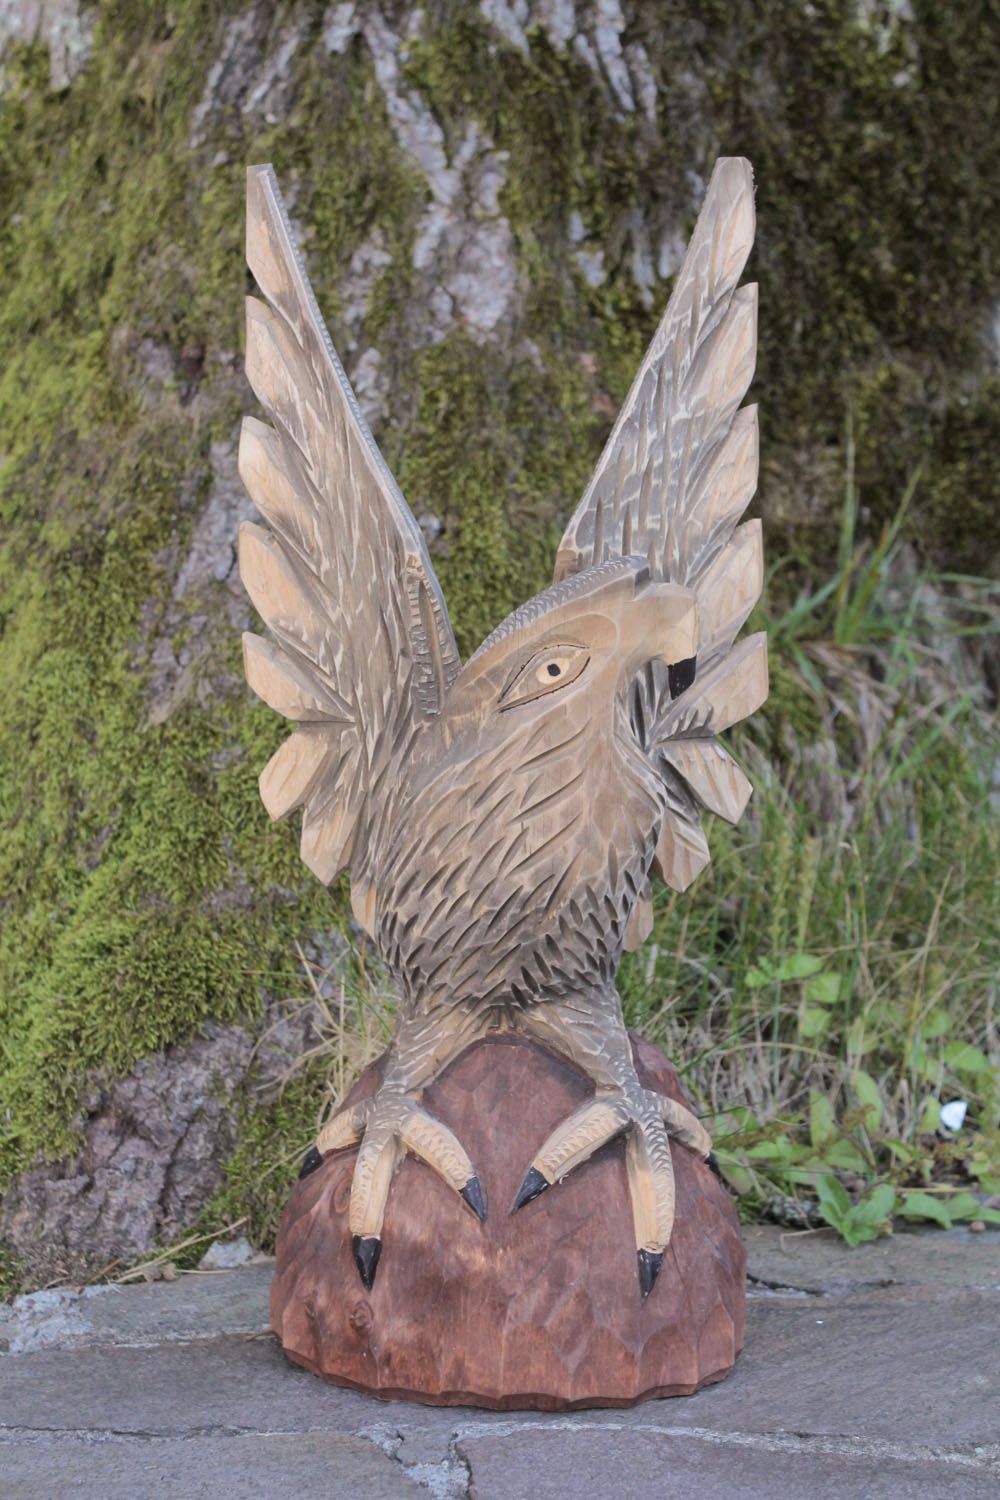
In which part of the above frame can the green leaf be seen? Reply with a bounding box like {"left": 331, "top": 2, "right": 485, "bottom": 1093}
{"left": 784, "top": 1167, "right": 827, "bottom": 1187}
{"left": 898, "top": 1191, "right": 953, "bottom": 1228}
{"left": 941, "top": 1194, "right": 1000, "bottom": 1226}
{"left": 810, "top": 1090, "right": 837, "bottom": 1149}
{"left": 884, "top": 1138, "right": 920, "bottom": 1164}
{"left": 943, "top": 1042, "right": 993, "bottom": 1076}
{"left": 816, "top": 1173, "right": 850, "bottom": 1219}
{"left": 921, "top": 1010, "right": 951, "bottom": 1040}
{"left": 853, "top": 1069, "right": 883, "bottom": 1127}
{"left": 745, "top": 953, "right": 826, "bottom": 988}
{"left": 851, "top": 1183, "right": 896, "bottom": 1228}
{"left": 799, "top": 1004, "right": 832, "bottom": 1038}
{"left": 916, "top": 1097, "right": 941, "bottom": 1133}
{"left": 746, "top": 1135, "right": 799, "bottom": 1164}
{"left": 804, "top": 971, "right": 842, "bottom": 1005}
{"left": 711, "top": 1152, "right": 755, "bottom": 1195}
{"left": 745, "top": 966, "right": 772, "bottom": 989}
{"left": 822, "top": 1138, "right": 869, "bottom": 1173}
{"left": 840, "top": 1221, "right": 881, "bottom": 1247}
{"left": 944, "top": 1192, "right": 986, "bottom": 1221}
{"left": 776, "top": 953, "right": 826, "bottom": 981}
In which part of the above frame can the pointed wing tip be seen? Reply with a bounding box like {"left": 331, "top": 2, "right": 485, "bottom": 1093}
{"left": 663, "top": 856, "right": 710, "bottom": 895}
{"left": 710, "top": 156, "right": 755, "bottom": 196}
{"left": 740, "top": 631, "right": 770, "bottom": 718}
{"left": 236, "top": 519, "right": 275, "bottom": 600}
{"left": 301, "top": 818, "right": 351, "bottom": 887}
{"left": 703, "top": 157, "right": 756, "bottom": 263}
{"left": 713, "top": 154, "right": 754, "bottom": 175}
{"left": 246, "top": 162, "right": 279, "bottom": 210}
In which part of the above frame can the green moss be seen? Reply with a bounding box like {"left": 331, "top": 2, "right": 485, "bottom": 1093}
{"left": 683, "top": 0, "right": 1000, "bottom": 570}
{"left": 389, "top": 334, "right": 596, "bottom": 654}
{"left": 0, "top": 6, "right": 353, "bottom": 1183}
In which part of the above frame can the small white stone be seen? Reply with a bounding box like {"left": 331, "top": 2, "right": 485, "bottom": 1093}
{"left": 199, "top": 1234, "right": 256, "bottom": 1270}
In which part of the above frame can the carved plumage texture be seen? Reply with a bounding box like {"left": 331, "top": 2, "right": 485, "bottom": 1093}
{"left": 239, "top": 166, "right": 460, "bottom": 886}
{"left": 240, "top": 158, "right": 766, "bottom": 1293}
{"left": 556, "top": 156, "right": 766, "bottom": 900}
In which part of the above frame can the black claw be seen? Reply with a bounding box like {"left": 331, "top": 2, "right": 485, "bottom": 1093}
{"left": 298, "top": 1145, "right": 323, "bottom": 1181}
{"left": 637, "top": 1248, "right": 664, "bottom": 1299}
{"left": 511, "top": 1166, "right": 550, "bottom": 1212}
{"left": 460, "top": 1175, "right": 488, "bottom": 1222}
{"left": 706, "top": 1151, "right": 723, "bottom": 1182}
{"left": 352, "top": 1235, "right": 382, "bottom": 1291}
{"left": 668, "top": 655, "right": 697, "bottom": 699}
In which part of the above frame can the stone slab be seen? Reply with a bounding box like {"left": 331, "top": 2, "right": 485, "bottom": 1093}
{"left": 0, "top": 1265, "right": 273, "bottom": 1353}
{"left": 688, "top": 1286, "right": 1000, "bottom": 1449}
{"left": 4, "top": 1224, "right": 991, "bottom": 1357}
{"left": 2, "top": 1287, "right": 997, "bottom": 1451}
{"left": 1, "top": 1241, "right": 998, "bottom": 1498}
{"left": 458, "top": 1430, "right": 999, "bottom": 1500}
{"left": 0, "top": 1432, "right": 427, "bottom": 1499}
{"left": 745, "top": 1224, "right": 1000, "bottom": 1295}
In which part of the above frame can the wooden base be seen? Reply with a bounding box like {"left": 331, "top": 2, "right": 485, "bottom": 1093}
{"left": 270, "top": 1031, "right": 745, "bottom": 1409}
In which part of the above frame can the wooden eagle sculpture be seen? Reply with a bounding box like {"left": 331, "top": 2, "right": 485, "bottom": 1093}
{"left": 239, "top": 157, "right": 766, "bottom": 1303}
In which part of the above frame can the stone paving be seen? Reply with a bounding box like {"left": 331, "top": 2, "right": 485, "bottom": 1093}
{"left": 1, "top": 1227, "right": 997, "bottom": 1498}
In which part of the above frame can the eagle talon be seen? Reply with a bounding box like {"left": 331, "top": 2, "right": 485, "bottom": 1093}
{"left": 513, "top": 1045, "right": 712, "bottom": 1289}
{"left": 298, "top": 1145, "right": 324, "bottom": 1181}
{"left": 637, "top": 1247, "right": 664, "bottom": 1298}
{"left": 511, "top": 1165, "right": 550, "bottom": 1212}
{"left": 460, "top": 1175, "right": 488, "bottom": 1221}
{"left": 352, "top": 1234, "right": 382, "bottom": 1291}
{"left": 315, "top": 1058, "right": 487, "bottom": 1288}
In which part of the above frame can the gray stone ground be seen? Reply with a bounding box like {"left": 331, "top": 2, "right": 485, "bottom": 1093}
{"left": 1, "top": 1227, "right": 997, "bottom": 1498}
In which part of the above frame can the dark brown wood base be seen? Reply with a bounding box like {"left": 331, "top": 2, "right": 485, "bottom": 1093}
{"left": 270, "top": 1031, "right": 745, "bottom": 1410}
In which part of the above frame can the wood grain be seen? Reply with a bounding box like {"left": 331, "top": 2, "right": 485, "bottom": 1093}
{"left": 271, "top": 1032, "right": 745, "bottom": 1410}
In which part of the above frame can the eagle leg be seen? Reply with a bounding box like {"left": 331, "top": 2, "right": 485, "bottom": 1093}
{"left": 513, "top": 994, "right": 712, "bottom": 1297}
{"left": 313, "top": 1010, "right": 489, "bottom": 1290}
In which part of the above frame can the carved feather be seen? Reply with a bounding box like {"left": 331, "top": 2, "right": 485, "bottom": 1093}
{"left": 554, "top": 158, "right": 758, "bottom": 589}
{"left": 239, "top": 165, "right": 461, "bottom": 884}
{"left": 553, "top": 157, "right": 765, "bottom": 894}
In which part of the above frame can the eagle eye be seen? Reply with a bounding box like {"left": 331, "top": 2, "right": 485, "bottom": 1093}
{"left": 499, "top": 643, "right": 589, "bottom": 709}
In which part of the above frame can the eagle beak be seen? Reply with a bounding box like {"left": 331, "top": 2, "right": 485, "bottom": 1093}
{"left": 622, "top": 579, "right": 698, "bottom": 679}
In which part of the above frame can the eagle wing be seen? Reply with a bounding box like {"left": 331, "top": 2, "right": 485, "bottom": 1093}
{"left": 238, "top": 165, "right": 460, "bottom": 888}
{"left": 554, "top": 156, "right": 767, "bottom": 898}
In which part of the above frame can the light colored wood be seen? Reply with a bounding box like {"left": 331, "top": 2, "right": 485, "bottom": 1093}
{"left": 240, "top": 157, "right": 767, "bottom": 1302}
